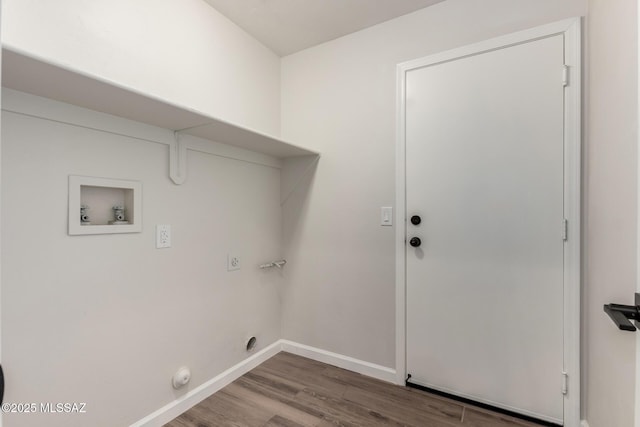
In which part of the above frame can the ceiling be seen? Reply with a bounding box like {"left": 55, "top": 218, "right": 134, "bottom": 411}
{"left": 202, "top": 0, "right": 445, "bottom": 56}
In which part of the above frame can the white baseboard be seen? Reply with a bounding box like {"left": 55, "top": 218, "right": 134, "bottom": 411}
{"left": 130, "top": 340, "right": 282, "bottom": 427}
{"left": 279, "top": 340, "right": 397, "bottom": 384}
{"left": 581, "top": 421, "right": 589, "bottom": 427}
{"left": 130, "top": 339, "right": 397, "bottom": 426}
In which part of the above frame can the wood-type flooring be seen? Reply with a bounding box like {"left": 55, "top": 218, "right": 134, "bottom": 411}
{"left": 164, "top": 352, "right": 546, "bottom": 427}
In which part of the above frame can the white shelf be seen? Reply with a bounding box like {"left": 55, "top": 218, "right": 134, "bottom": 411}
{"left": 1, "top": 46, "right": 317, "bottom": 159}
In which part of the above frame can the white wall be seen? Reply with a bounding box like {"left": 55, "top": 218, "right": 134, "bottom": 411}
{"left": 280, "top": 0, "right": 587, "bottom": 370}
{"left": 1, "top": 0, "right": 281, "bottom": 136}
{"left": 1, "top": 90, "right": 283, "bottom": 426}
{"left": 584, "top": 1, "right": 638, "bottom": 426}
{"left": 282, "top": 1, "right": 640, "bottom": 425}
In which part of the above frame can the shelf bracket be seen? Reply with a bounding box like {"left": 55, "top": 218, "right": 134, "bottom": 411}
{"left": 170, "top": 131, "right": 187, "bottom": 185}
{"left": 280, "top": 154, "right": 321, "bottom": 206}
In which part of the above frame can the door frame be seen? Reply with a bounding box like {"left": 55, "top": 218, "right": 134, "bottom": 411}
{"left": 395, "top": 18, "right": 581, "bottom": 426}
{"left": 0, "top": 1, "right": 4, "bottom": 425}
{"left": 636, "top": 3, "right": 640, "bottom": 425}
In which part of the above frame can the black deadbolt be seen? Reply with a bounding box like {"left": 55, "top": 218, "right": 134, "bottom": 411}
{"left": 409, "top": 237, "right": 421, "bottom": 247}
{"left": 410, "top": 215, "right": 421, "bottom": 225}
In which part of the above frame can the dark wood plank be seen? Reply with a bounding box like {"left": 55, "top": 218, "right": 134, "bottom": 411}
{"left": 462, "top": 407, "right": 545, "bottom": 427}
{"left": 294, "top": 386, "right": 408, "bottom": 427}
{"left": 243, "top": 370, "right": 303, "bottom": 397}
{"left": 198, "top": 389, "right": 274, "bottom": 426}
{"left": 223, "top": 382, "right": 322, "bottom": 426}
{"left": 343, "top": 385, "right": 463, "bottom": 426}
{"left": 234, "top": 373, "right": 332, "bottom": 421}
{"left": 258, "top": 355, "right": 349, "bottom": 398}
{"left": 264, "top": 415, "right": 308, "bottom": 427}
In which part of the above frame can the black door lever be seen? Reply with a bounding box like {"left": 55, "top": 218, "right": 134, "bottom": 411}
{"left": 604, "top": 294, "right": 640, "bottom": 331}
{"left": 0, "top": 364, "right": 4, "bottom": 404}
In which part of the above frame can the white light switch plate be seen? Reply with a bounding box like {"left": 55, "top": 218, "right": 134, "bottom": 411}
{"left": 381, "top": 207, "right": 393, "bottom": 226}
{"left": 156, "top": 225, "right": 171, "bottom": 248}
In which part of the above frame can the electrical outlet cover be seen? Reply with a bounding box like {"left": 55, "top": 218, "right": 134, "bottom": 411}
{"left": 156, "top": 224, "right": 171, "bottom": 248}
{"left": 227, "top": 254, "right": 241, "bottom": 271}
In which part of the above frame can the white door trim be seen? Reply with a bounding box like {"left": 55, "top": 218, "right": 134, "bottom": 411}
{"left": 635, "top": 3, "right": 640, "bottom": 425}
{"left": 0, "top": 2, "right": 4, "bottom": 426}
{"left": 395, "top": 18, "right": 582, "bottom": 427}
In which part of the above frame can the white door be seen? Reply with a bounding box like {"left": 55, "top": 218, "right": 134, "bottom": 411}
{"left": 405, "top": 35, "right": 565, "bottom": 423}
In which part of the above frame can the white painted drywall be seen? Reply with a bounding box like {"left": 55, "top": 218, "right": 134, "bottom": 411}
{"left": 280, "top": 0, "right": 586, "bottom": 371}
{"left": 1, "top": 0, "right": 281, "bottom": 136}
{"left": 282, "top": 1, "right": 640, "bottom": 424}
{"left": 584, "top": 1, "right": 638, "bottom": 426}
{"left": 1, "top": 91, "right": 283, "bottom": 427}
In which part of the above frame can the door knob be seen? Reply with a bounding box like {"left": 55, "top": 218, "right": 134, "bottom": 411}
{"left": 409, "top": 237, "right": 421, "bottom": 247}
{"left": 0, "top": 363, "right": 4, "bottom": 404}
{"left": 410, "top": 215, "right": 421, "bottom": 225}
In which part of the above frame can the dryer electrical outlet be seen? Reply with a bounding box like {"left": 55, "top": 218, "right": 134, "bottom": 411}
{"left": 227, "top": 254, "right": 241, "bottom": 271}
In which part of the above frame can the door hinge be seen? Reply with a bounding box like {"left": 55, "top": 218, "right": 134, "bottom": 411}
{"left": 562, "top": 219, "right": 568, "bottom": 241}
{"left": 561, "top": 371, "right": 568, "bottom": 395}
{"left": 562, "top": 65, "right": 569, "bottom": 87}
